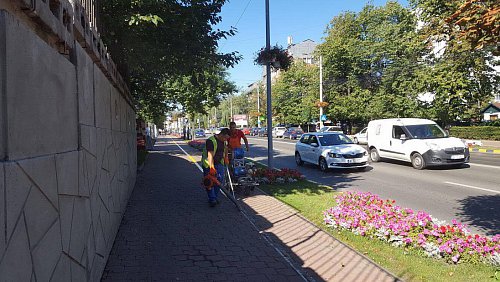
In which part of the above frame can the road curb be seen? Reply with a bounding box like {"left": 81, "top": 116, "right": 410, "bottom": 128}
{"left": 470, "top": 148, "right": 500, "bottom": 154}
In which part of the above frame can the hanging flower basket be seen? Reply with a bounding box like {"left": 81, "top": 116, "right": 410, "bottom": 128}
{"left": 314, "top": 101, "right": 329, "bottom": 108}
{"left": 254, "top": 45, "right": 292, "bottom": 71}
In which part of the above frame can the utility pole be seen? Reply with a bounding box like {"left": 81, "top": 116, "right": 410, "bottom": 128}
{"left": 319, "top": 55, "right": 324, "bottom": 129}
{"left": 230, "top": 95, "right": 233, "bottom": 121}
{"left": 257, "top": 86, "right": 261, "bottom": 128}
{"left": 265, "top": 0, "right": 273, "bottom": 169}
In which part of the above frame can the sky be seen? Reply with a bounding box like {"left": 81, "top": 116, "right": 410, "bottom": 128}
{"left": 217, "top": 0, "right": 408, "bottom": 93}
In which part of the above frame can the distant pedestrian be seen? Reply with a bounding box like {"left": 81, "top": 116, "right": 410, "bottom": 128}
{"left": 201, "top": 128, "right": 230, "bottom": 207}
{"left": 228, "top": 121, "right": 250, "bottom": 152}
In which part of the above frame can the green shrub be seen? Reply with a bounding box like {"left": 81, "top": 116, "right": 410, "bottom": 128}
{"left": 449, "top": 126, "right": 500, "bottom": 141}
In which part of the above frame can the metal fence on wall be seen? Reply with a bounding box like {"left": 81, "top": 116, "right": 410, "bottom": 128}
{"left": 78, "top": 0, "right": 102, "bottom": 33}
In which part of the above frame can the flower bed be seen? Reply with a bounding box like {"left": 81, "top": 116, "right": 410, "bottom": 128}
{"left": 187, "top": 139, "right": 205, "bottom": 151}
{"left": 251, "top": 168, "right": 304, "bottom": 184}
{"left": 324, "top": 191, "right": 500, "bottom": 266}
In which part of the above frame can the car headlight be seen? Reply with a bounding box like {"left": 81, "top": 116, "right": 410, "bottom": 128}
{"left": 426, "top": 142, "right": 440, "bottom": 151}
{"left": 329, "top": 152, "right": 341, "bottom": 158}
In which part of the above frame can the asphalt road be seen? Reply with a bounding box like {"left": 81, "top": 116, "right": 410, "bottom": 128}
{"left": 245, "top": 136, "right": 500, "bottom": 236}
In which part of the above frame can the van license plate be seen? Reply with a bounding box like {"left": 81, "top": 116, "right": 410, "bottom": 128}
{"left": 451, "top": 154, "right": 464, "bottom": 159}
{"left": 346, "top": 159, "right": 353, "bottom": 163}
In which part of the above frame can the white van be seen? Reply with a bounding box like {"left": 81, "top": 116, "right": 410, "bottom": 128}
{"left": 367, "top": 118, "right": 469, "bottom": 169}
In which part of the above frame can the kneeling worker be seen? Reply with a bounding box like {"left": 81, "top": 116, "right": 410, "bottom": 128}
{"left": 201, "top": 128, "right": 230, "bottom": 207}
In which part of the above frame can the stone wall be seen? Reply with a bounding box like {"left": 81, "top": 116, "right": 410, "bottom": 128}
{"left": 0, "top": 3, "right": 136, "bottom": 281}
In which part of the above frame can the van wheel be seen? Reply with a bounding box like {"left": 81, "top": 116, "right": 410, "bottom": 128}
{"left": 370, "top": 148, "right": 380, "bottom": 162}
{"left": 319, "top": 157, "right": 329, "bottom": 172}
{"left": 411, "top": 153, "right": 426, "bottom": 170}
{"left": 295, "top": 152, "right": 304, "bottom": 166}
{"left": 354, "top": 137, "right": 358, "bottom": 144}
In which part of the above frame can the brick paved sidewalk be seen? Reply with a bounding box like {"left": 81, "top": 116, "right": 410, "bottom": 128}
{"left": 102, "top": 137, "right": 400, "bottom": 281}
{"left": 101, "top": 138, "right": 304, "bottom": 281}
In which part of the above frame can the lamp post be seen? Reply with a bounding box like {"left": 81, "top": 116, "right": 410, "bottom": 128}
{"left": 257, "top": 85, "right": 261, "bottom": 128}
{"left": 265, "top": 0, "right": 273, "bottom": 169}
{"left": 319, "top": 55, "right": 324, "bottom": 129}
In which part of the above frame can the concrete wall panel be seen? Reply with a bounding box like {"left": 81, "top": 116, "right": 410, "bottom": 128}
{"left": 0, "top": 8, "right": 137, "bottom": 282}
{"left": 94, "top": 67, "right": 111, "bottom": 129}
{"left": 18, "top": 154, "right": 58, "bottom": 209}
{"left": 32, "top": 221, "right": 62, "bottom": 282}
{"left": 5, "top": 162, "right": 32, "bottom": 240}
{"left": 51, "top": 253, "right": 71, "bottom": 282}
{"left": 59, "top": 196, "right": 74, "bottom": 254}
{"left": 0, "top": 164, "right": 5, "bottom": 259}
{"left": 76, "top": 44, "right": 95, "bottom": 127}
{"left": 56, "top": 151, "right": 79, "bottom": 196}
{"left": 4, "top": 11, "right": 78, "bottom": 160}
{"left": 0, "top": 12, "right": 6, "bottom": 161}
{"left": 111, "top": 87, "right": 121, "bottom": 131}
{"left": 69, "top": 197, "right": 91, "bottom": 265}
{"left": 24, "top": 186, "right": 58, "bottom": 248}
{"left": 0, "top": 216, "right": 32, "bottom": 281}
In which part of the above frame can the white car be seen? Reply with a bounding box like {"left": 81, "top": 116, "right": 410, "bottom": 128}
{"left": 318, "top": 126, "right": 343, "bottom": 133}
{"left": 353, "top": 127, "right": 368, "bottom": 144}
{"left": 272, "top": 127, "right": 287, "bottom": 138}
{"left": 295, "top": 132, "right": 369, "bottom": 172}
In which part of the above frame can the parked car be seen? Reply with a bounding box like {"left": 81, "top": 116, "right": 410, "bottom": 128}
{"left": 295, "top": 132, "right": 369, "bottom": 172}
{"left": 215, "top": 127, "right": 228, "bottom": 134}
{"left": 353, "top": 127, "right": 367, "bottom": 144}
{"left": 194, "top": 128, "right": 206, "bottom": 138}
{"left": 367, "top": 118, "right": 469, "bottom": 169}
{"left": 272, "top": 127, "right": 287, "bottom": 138}
{"left": 250, "top": 127, "right": 260, "bottom": 136}
{"left": 283, "top": 127, "right": 304, "bottom": 140}
{"left": 258, "top": 127, "right": 268, "bottom": 137}
{"left": 242, "top": 127, "right": 251, "bottom": 135}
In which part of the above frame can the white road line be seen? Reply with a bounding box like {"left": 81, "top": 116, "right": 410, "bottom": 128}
{"left": 167, "top": 137, "right": 308, "bottom": 281}
{"left": 444, "top": 181, "right": 499, "bottom": 194}
{"left": 170, "top": 138, "right": 203, "bottom": 172}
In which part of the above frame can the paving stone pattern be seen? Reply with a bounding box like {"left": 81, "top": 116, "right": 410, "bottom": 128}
{"left": 102, "top": 139, "right": 304, "bottom": 281}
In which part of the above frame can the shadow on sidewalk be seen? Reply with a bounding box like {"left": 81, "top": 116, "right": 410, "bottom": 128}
{"left": 102, "top": 136, "right": 399, "bottom": 281}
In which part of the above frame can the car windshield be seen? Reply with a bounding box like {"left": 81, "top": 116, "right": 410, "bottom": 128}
{"left": 405, "top": 124, "right": 447, "bottom": 139}
{"left": 318, "top": 134, "right": 353, "bottom": 146}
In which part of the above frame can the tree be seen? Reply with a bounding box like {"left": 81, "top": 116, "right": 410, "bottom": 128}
{"left": 317, "top": 2, "right": 426, "bottom": 124}
{"left": 100, "top": 0, "right": 241, "bottom": 122}
{"left": 411, "top": 0, "right": 499, "bottom": 54}
{"left": 411, "top": 0, "right": 499, "bottom": 125}
{"left": 272, "top": 61, "right": 319, "bottom": 125}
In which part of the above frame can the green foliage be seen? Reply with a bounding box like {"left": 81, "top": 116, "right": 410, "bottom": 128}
{"left": 409, "top": 0, "right": 499, "bottom": 55}
{"left": 254, "top": 45, "right": 293, "bottom": 71}
{"left": 100, "top": 0, "right": 241, "bottom": 122}
{"left": 273, "top": 62, "right": 320, "bottom": 125}
{"left": 317, "top": 2, "right": 426, "bottom": 124}
{"left": 449, "top": 126, "right": 500, "bottom": 141}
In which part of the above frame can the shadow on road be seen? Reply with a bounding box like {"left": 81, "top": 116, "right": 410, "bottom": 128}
{"left": 456, "top": 194, "right": 500, "bottom": 236}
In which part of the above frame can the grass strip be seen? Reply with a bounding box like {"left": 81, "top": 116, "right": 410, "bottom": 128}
{"left": 258, "top": 179, "right": 499, "bottom": 281}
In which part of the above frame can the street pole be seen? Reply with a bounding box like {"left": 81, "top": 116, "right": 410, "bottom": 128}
{"left": 319, "top": 55, "right": 324, "bottom": 129}
{"left": 265, "top": 0, "right": 273, "bottom": 169}
{"left": 257, "top": 85, "right": 261, "bottom": 128}
{"left": 230, "top": 95, "right": 233, "bottom": 121}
